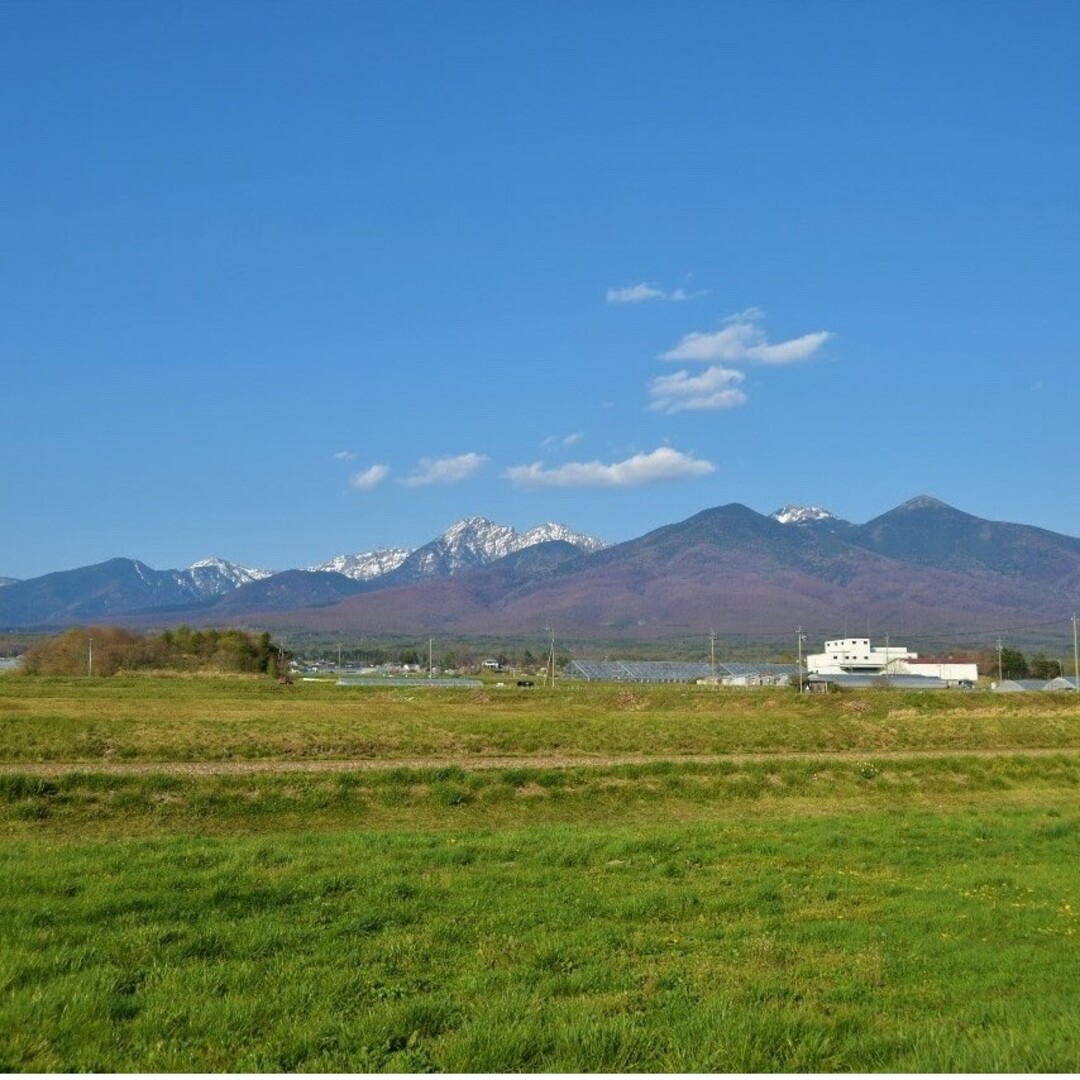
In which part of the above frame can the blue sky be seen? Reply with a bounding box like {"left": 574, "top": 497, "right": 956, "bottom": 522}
{"left": 3, "top": 0, "right": 1079, "bottom": 579}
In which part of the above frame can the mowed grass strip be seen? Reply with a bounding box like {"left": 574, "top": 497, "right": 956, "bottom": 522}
{"left": 1, "top": 754, "right": 1077, "bottom": 838}
{"left": 1, "top": 676, "right": 1079, "bottom": 763}
{"left": 0, "top": 808, "right": 1076, "bottom": 1072}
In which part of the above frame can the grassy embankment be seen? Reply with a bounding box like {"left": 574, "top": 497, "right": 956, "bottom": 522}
{"left": 0, "top": 675, "right": 1077, "bottom": 1071}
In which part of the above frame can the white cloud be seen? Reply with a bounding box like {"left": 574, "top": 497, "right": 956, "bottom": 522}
{"left": 350, "top": 464, "right": 390, "bottom": 491}
{"left": 334, "top": 450, "right": 357, "bottom": 462}
{"left": 662, "top": 322, "right": 761, "bottom": 362}
{"left": 661, "top": 318, "right": 830, "bottom": 366}
{"left": 606, "top": 283, "right": 666, "bottom": 304}
{"left": 606, "top": 282, "right": 704, "bottom": 304}
{"left": 502, "top": 447, "right": 715, "bottom": 489}
{"left": 747, "top": 331, "right": 831, "bottom": 364}
{"left": 402, "top": 452, "right": 488, "bottom": 488}
{"left": 648, "top": 366, "right": 747, "bottom": 414}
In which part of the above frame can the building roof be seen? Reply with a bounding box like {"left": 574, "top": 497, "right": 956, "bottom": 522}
{"left": 564, "top": 659, "right": 797, "bottom": 683}
{"left": 807, "top": 673, "right": 948, "bottom": 689}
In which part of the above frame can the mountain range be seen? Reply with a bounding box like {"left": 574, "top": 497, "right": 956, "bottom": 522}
{"left": 3, "top": 497, "right": 1079, "bottom": 643}
{"left": 0, "top": 520, "right": 606, "bottom": 629}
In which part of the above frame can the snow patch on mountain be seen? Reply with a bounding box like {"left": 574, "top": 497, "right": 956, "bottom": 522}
{"left": 315, "top": 519, "right": 607, "bottom": 583}
{"left": 427, "top": 517, "right": 606, "bottom": 573}
{"left": 182, "top": 557, "right": 275, "bottom": 598}
{"left": 772, "top": 505, "right": 839, "bottom": 526}
{"left": 308, "top": 548, "right": 411, "bottom": 581}
{"left": 518, "top": 522, "right": 607, "bottom": 553}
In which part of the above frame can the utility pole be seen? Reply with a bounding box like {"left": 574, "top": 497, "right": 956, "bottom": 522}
{"left": 710, "top": 629, "right": 716, "bottom": 677}
{"left": 1073, "top": 614, "right": 1079, "bottom": 693}
{"left": 795, "top": 627, "right": 805, "bottom": 692}
{"left": 429, "top": 637, "right": 434, "bottom": 679}
{"left": 996, "top": 637, "right": 1004, "bottom": 684}
{"left": 884, "top": 631, "right": 890, "bottom": 685}
{"left": 545, "top": 627, "right": 555, "bottom": 689}
{"left": 88, "top": 634, "right": 93, "bottom": 677}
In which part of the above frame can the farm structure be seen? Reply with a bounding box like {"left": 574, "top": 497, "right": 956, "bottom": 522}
{"left": 993, "top": 677, "right": 1080, "bottom": 693}
{"left": 806, "top": 672, "right": 949, "bottom": 691}
{"left": 806, "top": 637, "right": 978, "bottom": 687}
{"left": 564, "top": 660, "right": 796, "bottom": 685}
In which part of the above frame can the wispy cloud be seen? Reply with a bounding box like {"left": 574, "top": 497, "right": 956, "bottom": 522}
{"left": 503, "top": 447, "right": 715, "bottom": 489}
{"left": 607, "top": 283, "right": 665, "bottom": 304}
{"left": 724, "top": 306, "right": 765, "bottom": 323}
{"left": 648, "top": 366, "right": 747, "bottom": 414}
{"left": 606, "top": 282, "right": 705, "bottom": 305}
{"left": 402, "top": 452, "right": 488, "bottom": 488}
{"left": 350, "top": 464, "right": 390, "bottom": 491}
{"left": 662, "top": 316, "right": 830, "bottom": 365}
{"left": 334, "top": 450, "right": 357, "bottom": 462}
{"left": 541, "top": 432, "right": 584, "bottom": 451}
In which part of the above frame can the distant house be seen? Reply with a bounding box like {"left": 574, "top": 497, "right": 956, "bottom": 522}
{"left": 481, "top": 658, "right": 500, "bottom": 670}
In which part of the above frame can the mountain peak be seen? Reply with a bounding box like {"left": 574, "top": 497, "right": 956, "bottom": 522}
{"left": 308, "top": 547, "right": 411, "bottom": 581}
{"left": 772, "top": 505, "right": 838, "bottom": 526}
{"left": 190, "top": 555, "right": 251, "bottom": 573}
{"left": 432, "top": 517, "right": 603, "bottom": 568}
{"left": 181, "top": 557, "right": 273, "bottom": 598}
{"left": 519, "top": 521, "right": 607, "bottom": 552}
{"left": 896, "top": 495, "right": 951, "bottom": 512}
{"left": 441, "top": 517, "right": 516, "bottom": 547}
{"left": 309, "top": 518, "right": 606, "bottom": 584}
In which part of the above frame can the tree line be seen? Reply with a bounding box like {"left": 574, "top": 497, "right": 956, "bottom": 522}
{"left": 303, "top": 644, "right": 559, "bottom": 672}
{"left": 20, "top": 626, "right": 290, "bottom": 677}
{"left": 979, "top": 647, "right": 1063, "bottom": 681}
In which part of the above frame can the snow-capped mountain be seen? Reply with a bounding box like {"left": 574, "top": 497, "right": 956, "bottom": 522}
{"left": 413, "top": 517, "right": 521, "bottom": 576}
{"left": 400, "top": 517, "right": 606, "bottom": 580}
{"left": 307, "top": 548, "right": 411, "bottom": 581}
{"left": 181, "top": 557, "right": 274, "bottom": 598}
{"left": 311, "top": 519, "right": 606, "bottom": 583}
{"left": 772, "top": 505, "right": 842, "bottom": 526}
{"left": 518, "top": 522, "right": 607, "bottom": 554}
{"left": 5, "top": 498, "right": 1080, "bottom": 635}
{"left": 0, "top": 518, "right": 607, "bottom": 625}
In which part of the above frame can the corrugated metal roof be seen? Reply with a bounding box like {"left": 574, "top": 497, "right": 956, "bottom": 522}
{"left": 565, "top": 660, "right": 797, "bottom": 683}
{"left": 807, "top": 673, "right": 948, "bottom": 689}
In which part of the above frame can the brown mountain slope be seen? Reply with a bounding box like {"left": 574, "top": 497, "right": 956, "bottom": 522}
{"left": 258, "top": 512, "right": 1064, "bottom": 639}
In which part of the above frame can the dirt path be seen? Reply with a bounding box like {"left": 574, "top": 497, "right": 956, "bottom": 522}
{"left": 0, "top": 746, "right": 1076, "bottom": 777}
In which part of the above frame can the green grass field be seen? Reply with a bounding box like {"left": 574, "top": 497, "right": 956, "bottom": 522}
{"left": 0, "top": 675, "right": 1077, "bottom": 1071}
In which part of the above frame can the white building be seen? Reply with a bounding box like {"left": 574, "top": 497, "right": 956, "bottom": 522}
{"left": 806, "top": 637, "right": 978, "bottom": 686}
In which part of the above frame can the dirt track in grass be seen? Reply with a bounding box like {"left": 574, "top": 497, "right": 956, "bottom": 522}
{"left": 0, "top": 746, "right": 1076, "bottom": 776}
